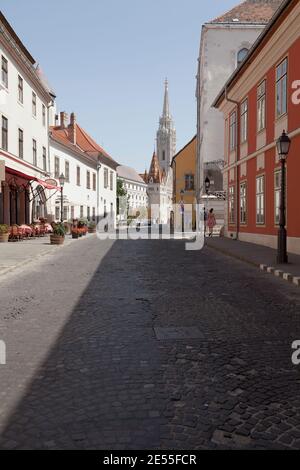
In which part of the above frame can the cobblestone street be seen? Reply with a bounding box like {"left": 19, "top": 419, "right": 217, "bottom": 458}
{"left": 1, "top": 236, "right": 300, "bottom": 449}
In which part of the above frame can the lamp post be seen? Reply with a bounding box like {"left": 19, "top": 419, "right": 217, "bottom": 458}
{"left": 59, "top": 173, "right": 66, "bottom": 223}
{"left": 276, "top": 130, "right": 291, "bottom": 264}
{"left": 204, "top": 177, "right": 211, "bottom": 236}
{"left": 180, "top": 189, "right": 185, "bottom": 233}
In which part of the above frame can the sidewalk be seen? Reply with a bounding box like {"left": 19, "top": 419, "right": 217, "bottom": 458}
{"left": 0, "top": 234, "right": 94, "bottom": 278}
{"left": 206, "top": 236, "right": 300, "bottom": 287}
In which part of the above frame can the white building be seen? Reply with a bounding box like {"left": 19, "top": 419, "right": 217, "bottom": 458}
{"left": 195, "top": 0, "right": 281, "bottom": 220}
{"left": 144, "top": 80, "right": 176, "bottom": 224}
{"left": 0, "top": 12, "right": 56, "bottom": 225}
{"left": 49, "top": 111, "right": 118, "bottom": 224}
{"left": 117, "top": 165, "right": 148, "bottom": 220}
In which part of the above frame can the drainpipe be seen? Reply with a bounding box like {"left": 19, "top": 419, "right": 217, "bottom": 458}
{"left": 97, "top": 154, "right": 102, "bottom": 223}
{"left": 225, "top": 86, "right": 240, "bottom": 240}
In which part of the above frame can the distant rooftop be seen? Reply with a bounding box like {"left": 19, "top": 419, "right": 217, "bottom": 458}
{"left": 209, "top": 0, "right": 282, "bottom": 24}
{"left": 117, "top": 165, "right": 146, "bottom": 184}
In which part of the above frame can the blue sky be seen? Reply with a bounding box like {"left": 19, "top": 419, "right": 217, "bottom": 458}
{"left": 1, "top": 0, "right": 238, "bottom": 172}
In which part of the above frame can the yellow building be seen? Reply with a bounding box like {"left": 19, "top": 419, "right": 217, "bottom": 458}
{"left": 170, "top": 135, "right": 197, "bottom": 231}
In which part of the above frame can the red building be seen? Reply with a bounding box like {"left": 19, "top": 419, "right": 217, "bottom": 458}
{"left": 214, "top": 0, "right": 300, "bottom": 255}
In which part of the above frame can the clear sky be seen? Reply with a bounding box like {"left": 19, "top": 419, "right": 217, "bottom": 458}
{"left": 0, "top": 0, "right": 238, "bottom": 172}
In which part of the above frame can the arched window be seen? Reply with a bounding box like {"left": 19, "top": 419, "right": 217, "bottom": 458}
{"left": 162, "top": 150, "right": 166, "bottom": 161}
{"left": 237, "top": 48, "right": 249, "bottom": 67}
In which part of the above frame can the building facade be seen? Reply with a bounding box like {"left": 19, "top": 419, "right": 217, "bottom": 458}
{"left": 117, "top": 165, "right": 148, "bottom": 220}
{"left": 171, "top": 135, "right": 197, "bottom": 231}
{"left": 0, "top": 12, "right": 56, "bottom": 226}
{"left": 50, "top": 111, "right": 118, "bottom": 223}
{"left": 214, "top": 0, "right": 300, "bottom": 255}
{"left": 143, "top": 80, "right": 176, "bottom": 224}
{"left": 195, "top": 0, "right": 282, "bottom": 217}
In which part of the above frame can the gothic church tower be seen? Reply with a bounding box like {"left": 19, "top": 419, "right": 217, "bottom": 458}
{"left": 156, "top": 79, "right": 176, "bottom": 175}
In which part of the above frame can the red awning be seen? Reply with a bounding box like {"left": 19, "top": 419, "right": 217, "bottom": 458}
{"left": 36, "top": 178, "right": 61, "bottom": 191}
{"left": 6, "top": 167, "right": 61, "bottom": 191}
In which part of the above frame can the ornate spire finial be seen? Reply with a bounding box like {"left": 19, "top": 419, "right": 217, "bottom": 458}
{"left": 162, "top": 78, "right": 170, "bottom": 118}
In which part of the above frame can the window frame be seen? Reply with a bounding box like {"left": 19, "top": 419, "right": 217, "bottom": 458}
{"left": 18, "top": 75, "right": 24, "bottom": 104}
{"left": 65, "top": 161, "right": 70, "bottom": 183}
{"left": 257, "top": 80, "right": 266, "bottom": 132}
{"left": 76, "top": 166, "right": 81, "bottom": 186}
{"left": 1, "top": 56, "right": 8, "bottom": 88}
{"left": 256, "top": 174, "right": 265, "bottom": 225}
{"left": 229, "top": 111, "right": 237, "bottom": 151}
{"left": 229, "top": 185, "right": 235, "bottom": 225}
{"left": 42, "top": 146, "right": 47, "bottom": 171}
{"left": 32, "top": 139, "right": 37, "bottom": 166}
{"left": 240, "top": 181, "right": 247, "bottom": 225}
{"left": 32, "top": 92, "right": 37, "bottom": 117}
{"left": 1, "top": 116, "right": 8, "bottom": 151}
{"left": 276, "top": 57, "right": 288, "bottom": 118}
{"left": 240, "top": 99, "right": 248, "bottom": 144}
{"left": 18, "top": 128, "right": 24, "bottom": 159}
{"left": 54, "top": 156, "right": 60, "bottom": 179}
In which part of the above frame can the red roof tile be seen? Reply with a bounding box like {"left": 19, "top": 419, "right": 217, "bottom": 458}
{"left": 210, "top": 0, "right": 282, "bottom": 24}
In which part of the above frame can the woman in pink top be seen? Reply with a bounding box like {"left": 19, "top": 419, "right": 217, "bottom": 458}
{"left": 207, "top": 208, "right": 216, "bottom": 237}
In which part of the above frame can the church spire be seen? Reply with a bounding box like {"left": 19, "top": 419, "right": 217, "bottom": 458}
{"left": 162, "top": 78, "right": 170, "bottom": 118}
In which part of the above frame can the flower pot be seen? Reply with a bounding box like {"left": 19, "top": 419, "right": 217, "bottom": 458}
{"left": 50, "top": 234, "right": 65, "bottom": 245}
{"left": 0, "top": 233, "right": 9, "bottom": 243}
{"left": 88, "top": 228, "right": 96, "bottom": 234}
{"left": 72, "top": 233, "right": 79, "bottom": 239}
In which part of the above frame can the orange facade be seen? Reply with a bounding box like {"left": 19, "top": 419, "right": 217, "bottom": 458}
{"left": 216, "top": 0, "right": 300, "bottom": 254}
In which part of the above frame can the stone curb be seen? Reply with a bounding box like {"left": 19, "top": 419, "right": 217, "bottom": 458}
{"left": 206, "top": 241, "right": 300, "bottom": 288}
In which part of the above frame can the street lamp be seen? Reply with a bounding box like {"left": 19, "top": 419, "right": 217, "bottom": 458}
{"left": 276, "top": 130, "right": 291, "bottom": 264}
{"left": 180, "top": 189, "right": 185, "bottom": 233}
{"left": 59, "top": 173, "right": 66, "bottom": 223}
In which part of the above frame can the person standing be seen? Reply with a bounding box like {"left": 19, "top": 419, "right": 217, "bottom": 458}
{"left": 207, "top": 208, "right": 216, "bottom": 237}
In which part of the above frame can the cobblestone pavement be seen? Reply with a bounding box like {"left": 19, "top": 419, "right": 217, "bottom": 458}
{"left": 0, "top": 237, "right": 300, "bottom": 449}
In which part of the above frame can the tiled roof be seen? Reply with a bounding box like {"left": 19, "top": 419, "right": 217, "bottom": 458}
{"left": 117, "top": 165, "right": 146, "bottom": 184}
{"left": 147, "top": 152, "right": 164, "bottom": 184}
{"left": 210, "top": 0, "right": 282, "bottom": 24}
{"left": 50, "top": 123, "right": 118, "bottom": 169}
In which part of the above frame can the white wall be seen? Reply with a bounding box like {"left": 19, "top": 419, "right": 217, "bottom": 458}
{"left": 0, "top": 40, "right": 50, "bottom": 174}
{"left": 49, "top": 140, "right": 116, "bottom": 222}
{"left": 196, "top": 24, "right": 266, "bottom": 198}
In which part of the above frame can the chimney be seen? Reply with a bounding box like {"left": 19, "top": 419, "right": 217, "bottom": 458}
{"left": 60, "top": 111, "right": 68, "bottom": 129}
{"left": 68, "top": 112, "right": 76, "bottom": 145}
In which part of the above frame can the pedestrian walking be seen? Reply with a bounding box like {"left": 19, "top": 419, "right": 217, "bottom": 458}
{"left": 207, "top": 208, "right": 216, "bottom": 237}
{"left": 203, "top": 207, "right": 208, "bottom": 234}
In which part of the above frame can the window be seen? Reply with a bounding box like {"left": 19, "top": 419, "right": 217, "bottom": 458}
{"left": 110, "top": 171, "right": 113, "bottom": 191}
{"left": 87, "top": 170, "right": 91, "bottom": 189}
{"left": 54, "top": 156, "right": 60, "bottom": 178}
{"left": 162, "top": 150, "right": 165, "bottom": 161}
{"left": 185, "top": 174, "right": 194, "bottom": 191}
{"left": 1, "top": 56, "right": 8, "bottom": 88}
{"left": 1, "top": 116, "right": 8, "bottom": 151}
{"left": 276, "top": 58, "right": 287, "bottom": 117}
{"left": 256, "top": 175, "right": 265, "bottom": 225}
{"left": 93, "top": 173, "right": 96, "bottom": 191}
{"left": 257, "top": 80, "right": 266, "bottom": 132}
{"left": 92, "top": 207, "right": 96, "bottom": 221}
{"left": 240, "top": 99, "right": 248, "bottom": 143}
{"left": 77, "top": 166, "right": 81, "bottom": 186}
{"left": 32, "top": 92, "right": 37, "bottom": 116}
{"left": 55, "top": 206, "right": 60, "bottom": 220}
{"left": 42, "top": 147, "right": 47, "bottom": 171}
{"left": 63, "top": 206, "right": 68, "bottom": 221}
{"left": 237, "top": 48, "right": 249, "bottom": 67}
{"left": 87, "top": 206, "right": 90, "bottom": 221}
{"left": 65, "top": 161, "right": 70, "bottom": 183}
{"left": 274, "top": 170, "right": 286, "bottom": 225}
{"left": 229, "top": 111, "right": 236, "bottom": 151}
{"left": 229, "top": 186, "right": 235, "bottom": 224}
{"left": 80, "top": 206, "right": 84, "bottom": 218}
{"left": 71, "top": 206, "right": 75, "bottom": 220}
{"left": 32, "top": 139, "right": 37, "bottom": 166}
{"left": 240, "top": 182, "right": 247, "bottom": 224}
{"left": 42, "top": 104, "right": 46, "bottom": 126}
{"left": 18, "top": 75, "right": 23, "bottom": 103}
{"left": 104, "top": 168, "right": 108, "bottom": 188}
{"left": 18, "top": 129, "right": 23, "bottom": 159}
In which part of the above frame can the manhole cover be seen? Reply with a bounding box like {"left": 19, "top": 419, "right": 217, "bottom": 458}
{"left": 154, "top": 327, "right": 203, "bottom": 340}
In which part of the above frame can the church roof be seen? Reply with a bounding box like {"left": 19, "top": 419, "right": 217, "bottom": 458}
{"left": 117, "top": 165, "right": 146, "bottom": 184}
{"left": 209, "top": 0, "right": 282, "bottom": 24}
{"left": 147, "top": 152, "right": 164, "bottom": 184}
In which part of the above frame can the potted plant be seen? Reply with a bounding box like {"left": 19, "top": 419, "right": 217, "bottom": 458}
{"left": 0, "top": 224, "right": 9, "bottom": 243}
{"left": 50, "top": 222, "right": 66, "bottom": 245}
{"left": 88, "top": 222, "right": 96, "bottom": 234}
{"left": 71, "top": 227, "right": 79, "bottom": 239}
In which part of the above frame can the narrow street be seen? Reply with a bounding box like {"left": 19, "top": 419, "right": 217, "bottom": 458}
{"left": 0, "top": 236, "right": 300, "bottom": 450}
